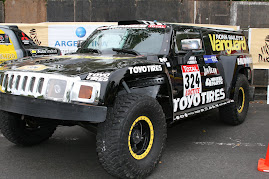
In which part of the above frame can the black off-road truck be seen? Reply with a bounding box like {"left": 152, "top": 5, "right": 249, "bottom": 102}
{"left": 0, "top": 21, "right": 254, "bottom": 178}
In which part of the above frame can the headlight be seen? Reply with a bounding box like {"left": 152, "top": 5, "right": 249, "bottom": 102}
{"left": 70, "top": 81, "right": 100, "bottom": 104}
{"left": 46, "top": 79, "right": 67, "bottom": 100}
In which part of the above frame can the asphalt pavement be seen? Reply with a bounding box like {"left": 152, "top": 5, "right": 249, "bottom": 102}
{"left": 0, "top": 101, "right": 269, "bottom": 179}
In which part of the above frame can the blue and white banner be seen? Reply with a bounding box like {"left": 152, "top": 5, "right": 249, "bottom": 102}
{"left": 48, "top": 25, "right": 101, "bottom": 55}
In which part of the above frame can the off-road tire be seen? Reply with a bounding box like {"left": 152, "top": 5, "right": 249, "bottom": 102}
{"left": 96, "top": 94, "right": 167, "bottom": 179}
{"left": 219, "top": 74, "right": 249, "bottom": 125}
{"left": 0, "top": 111, "right": 57, "bottom": 146}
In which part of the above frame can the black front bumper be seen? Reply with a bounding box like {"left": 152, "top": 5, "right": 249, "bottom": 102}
{"left": 0, "top": 93, "right": 107, "bottom": 123}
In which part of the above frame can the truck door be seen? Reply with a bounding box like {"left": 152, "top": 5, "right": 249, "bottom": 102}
{"left": 171, "top": 28, "right": 226, "bottom": 120}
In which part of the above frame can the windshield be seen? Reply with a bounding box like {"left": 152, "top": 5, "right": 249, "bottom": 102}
{"left": 80, "top": 27, "right": 166, "bottom": 55}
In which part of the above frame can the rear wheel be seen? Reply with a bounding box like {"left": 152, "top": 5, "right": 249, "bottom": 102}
{"left": 96, "top": 94, "right": 167, "bottom": 178}
{"left": 219, "top": 74, "right": 250, "bottom": 125}
{"left": 0, "top": 111, "right": 57, "bottom": 146}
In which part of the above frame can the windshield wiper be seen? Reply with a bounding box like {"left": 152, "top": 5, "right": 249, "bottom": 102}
{"left": 81, "top": 48, "right": 102, "bottom": 54}
{"left": 112, "top": 48, "right": 141, "bottom": 56}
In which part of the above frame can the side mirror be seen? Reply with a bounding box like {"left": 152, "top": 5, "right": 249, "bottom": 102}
{"left": 181, "top": 39, "right": 202, "bottom": 51}
{"left": 77, "top": 40, "right": 84, "bottom": 49}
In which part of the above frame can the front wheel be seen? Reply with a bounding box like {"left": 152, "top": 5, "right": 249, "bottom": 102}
{"left": 96, "top": 94, "right": 167, "bottom": 178}
{"left": 219, "top": 74, "right": 250, "bottom": 125}
{"left": 0, "top": 111, "right": 57, "bottom": 146}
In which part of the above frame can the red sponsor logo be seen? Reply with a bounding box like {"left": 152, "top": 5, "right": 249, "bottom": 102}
{"left": 148, "top": 25, "right": 166, "bottom": 28}
{"left": 185, "top": 88, "right": 201, "bottom": 96}
{"left": 182, "top": 64, "right": 199, "bottom": 73}
{"left": 21, "top": 32, "right": 29, "bottom": 41}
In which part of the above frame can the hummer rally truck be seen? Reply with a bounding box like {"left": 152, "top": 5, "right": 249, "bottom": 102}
{"left": 0, "top": 21, "right": 254, "bottom": 178}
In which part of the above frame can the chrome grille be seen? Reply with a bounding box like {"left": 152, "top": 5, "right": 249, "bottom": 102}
{"left": 0, "top": 71, "right": 80, "bottom": 101}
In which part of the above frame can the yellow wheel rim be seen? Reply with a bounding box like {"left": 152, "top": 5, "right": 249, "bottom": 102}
{"left": 237, "top": 87, "right": 245, "bottom": 113}
{"left": 128, "top": 116, "right": 154, "bottom": 160}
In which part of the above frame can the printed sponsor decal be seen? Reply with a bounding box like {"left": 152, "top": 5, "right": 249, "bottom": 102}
{"left": 159, "top": 57, "right": 167, "bottom": 63}
{"left": 0, "top": 53, "right": 16, "bottom": 60}
{"left": 86, "top": 72, "right": 111, "bottom": 81}
{"left": 173, "top": 88, "right": 226, "bottom": 112}
{"left": 203, "top": 66, "right": 218, "bottom": 76}
{"left": 21, "top": 32, "right": 30, "bottom": 45}
{"left": 209, "top": 34, "right": 247, "bottom": 54}
{"left": 148, "top": 25, "right": 166, "bottom": 28}
{"left": 181, "top": 64, "right": 202, "bottom": 96}
{"left": 187, "top": 56, "right": 197, "bottom": 64}
{"left": 165, "top": 62, "right": 171, "bottom": 67}
{"left": 16, "top": 65, "right": 48, "bottom": 71}
{"left": 29, "top": 28, "right": 41, "bottom": 46}
{"left": 159, "top": 57, "right": 171, "bottom": 67}
{"left": 237, "top": 57, "right": 252, "bottom": 65}
{"left": 35, "top": 49, "right": 58, "bottom": 54}
{"left": 205, "top": 76, "right": 223, "bottom": 87}
{"left": 129, "top": 65, "right": 162, "bottom": 74}
{"left": 0, "top": 34, "right": 10, "bottom": 44}
{"left": 204, "top": 55, "right": 218, "bottom": 63}
{"left": 173, "top": 99, "right": 234, "bottom": 121}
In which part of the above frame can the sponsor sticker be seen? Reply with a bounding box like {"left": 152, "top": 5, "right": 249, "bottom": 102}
{"left": 205, "top": 76, "right": 223, "bottom": 87}
{"left": 86, "top": 72, "right": 110, "bottom": 81}
{"left": 187, "top": 56, "right": 197, "bottom": 64}
{"left": 209, "top": 34, "right": 247, "bottom": 54}
{"left": 173, "top": 99, "right": 234, "bottom": 121}
{"left": 0, "top": 34, "right": 10, "bottom": 44}
{"left": 159, "top": 57, "right": 167, "bottom": 63}
{"left": 203, "top": 66, "right": 218, "bottom": 76}
{"left": 159, "top": 57, "right": 171, "bottom": 67}
{"left": 237, "top": 57, "right": 252, "bottom": 65}
{"left": 204, "top": 55, "right": 218, "bottom": 63}
{"left": 0, "top": 53, "right": 16, "bottom": 60}
{"left": 129, "top": 65, "right": 162, "bottom": 74}
{"left": 181, "top": 64, "right": 202, "bottom": 96}
{"left": 148, "top": 25, "right": 166, "bottom": 28}
{"left": 173, "top": 88, "right": 226, "bottom": 112}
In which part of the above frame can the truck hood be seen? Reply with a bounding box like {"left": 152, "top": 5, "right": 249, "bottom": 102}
{"left": 0, "top": 54, "right": 158, "bottom": 76}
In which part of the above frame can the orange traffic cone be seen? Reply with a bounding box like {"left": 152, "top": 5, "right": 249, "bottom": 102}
{"left": 258, "top": 143, "right": 269, "bottom": 172}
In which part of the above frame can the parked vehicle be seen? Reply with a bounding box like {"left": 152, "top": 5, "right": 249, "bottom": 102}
{"left": 0, "top": 25, "right": 61, "bottom": 65}
{"left": 0, "top": 21, "right": 254, "bottom": 178}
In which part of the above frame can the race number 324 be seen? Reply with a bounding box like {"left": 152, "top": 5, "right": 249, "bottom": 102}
{"left": 181, "top": 64, "right": 202, "bottom": 96}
